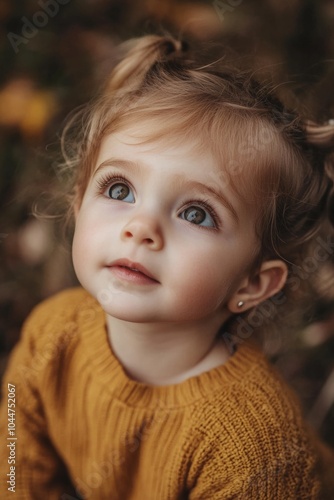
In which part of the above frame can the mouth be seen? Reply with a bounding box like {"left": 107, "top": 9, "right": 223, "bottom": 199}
{"left": 107, "top": 259, "right": 159, "bottom": 284}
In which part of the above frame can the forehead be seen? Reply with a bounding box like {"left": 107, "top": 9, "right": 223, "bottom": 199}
{"left": 96, "top": 123, "right": 227, "bottom": 192}
{"left": 98, "top": 124, "right": 208, "bottom": 166}
{"left": 95, "top": 129, "right": 225, "bottom": 206}
{"left": 100, "top": 114, "right": 273, "bottom": 206}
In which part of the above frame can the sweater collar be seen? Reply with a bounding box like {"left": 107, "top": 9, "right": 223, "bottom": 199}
{"left": 78, "top": 291, "right": 264, "bottom": 409}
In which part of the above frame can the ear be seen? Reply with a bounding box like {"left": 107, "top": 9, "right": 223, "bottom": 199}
{"left": 227, "top": 260, "right": 288, "bottom": 314}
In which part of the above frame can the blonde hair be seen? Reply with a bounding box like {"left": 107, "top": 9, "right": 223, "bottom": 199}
{"left": 60, "top": 34, "right": 334, "bottom": 332}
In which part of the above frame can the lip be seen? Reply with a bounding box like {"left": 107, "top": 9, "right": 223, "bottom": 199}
{"left": 107, "top": 259, "right": 159, "bottom": 284}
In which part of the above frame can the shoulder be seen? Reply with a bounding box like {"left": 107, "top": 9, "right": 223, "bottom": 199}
{"left": 2, "top": 287, "right": 102, "bottom": 400}
{"left": 188, "top": 343, "right": 322, "bottom": 491}
{"left": 25, "top": 286, "right": 92, "bottom": 321}
{"left": 194, "top": 343, "right": 306, "bottom": 446}
{"left": 20, "top": 287, "right": 98, "bottom": 353}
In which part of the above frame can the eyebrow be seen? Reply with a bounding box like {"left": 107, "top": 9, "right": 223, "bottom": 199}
{"left": 175, "top": 176, "right": 239, "bottom": 224}
{"left": 94, "top": 158, "right": 144, "bottom": 176}
{"left": 94, "top": 157, "right": 239, "bottom": 224}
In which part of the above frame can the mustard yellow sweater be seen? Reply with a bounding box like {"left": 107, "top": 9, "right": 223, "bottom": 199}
{"left": 1, "top": 287, "right": 334, "bottom": 499}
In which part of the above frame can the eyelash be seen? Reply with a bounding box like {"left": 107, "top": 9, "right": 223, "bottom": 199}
{"left": 95, "top": 173, "right": 221, "bottom": 230}
{"left": 181, "top": 199, "right": 221, "bottom": 230}
{"left": 96, "top": 173, "right": 132, "bottom": 195}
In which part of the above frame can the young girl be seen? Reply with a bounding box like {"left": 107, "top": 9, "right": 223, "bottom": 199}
{"left": 1, "top": 34, "right": 334, "bottom": 499}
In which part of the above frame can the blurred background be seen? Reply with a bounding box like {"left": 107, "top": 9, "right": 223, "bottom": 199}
{"left": 0, "top": 0, "right": 334, "bottom": 446}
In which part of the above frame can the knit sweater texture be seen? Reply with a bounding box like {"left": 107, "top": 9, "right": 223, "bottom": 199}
{"left": 1, "top": 287, "right": 334, "bottom": 499}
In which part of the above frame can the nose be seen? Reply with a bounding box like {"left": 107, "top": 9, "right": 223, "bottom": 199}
{"left": 121, "top": 214, "right": 163, "bottom": 251}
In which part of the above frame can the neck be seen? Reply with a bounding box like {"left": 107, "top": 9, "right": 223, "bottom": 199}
{"left": 105, "top": 313, "right": 231, "bottom": 385}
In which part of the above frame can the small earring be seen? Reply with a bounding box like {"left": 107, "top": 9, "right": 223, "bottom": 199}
{"left": 237, "top": 300, "right": 244, "bottom": 308}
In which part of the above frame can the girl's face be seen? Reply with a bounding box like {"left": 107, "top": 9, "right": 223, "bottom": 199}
{"left": 72, "top": 126, "right": 259, "bottom": 325}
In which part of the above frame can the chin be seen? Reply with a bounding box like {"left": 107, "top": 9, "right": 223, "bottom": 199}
{"left": 96, "top": 299, "right": 160, "bottom": 323}
{"left": 107, "top": 311, "right": 161, "bottom": 324}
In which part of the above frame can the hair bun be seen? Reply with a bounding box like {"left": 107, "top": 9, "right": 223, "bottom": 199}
{"left": 163, "top": 38, "right": 188, "bottom": 56}
{"left": 107, "top": 35, "right": 188, "bottom": 92}
{"left": 305, "top": 120, "right": 334, "bottom": 148}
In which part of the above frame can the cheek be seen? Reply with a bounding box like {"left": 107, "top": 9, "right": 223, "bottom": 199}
{"left": 72, "top": 214, "right": 99, "bottom": 276}
{"left": 72, "top": 224, "right": 86, "bottom": 280}
{"left": 73, "top": 207, "right": 106, "bottom": 251}
{"left": 170, "top": 248, "right": 236, "bottom": 310}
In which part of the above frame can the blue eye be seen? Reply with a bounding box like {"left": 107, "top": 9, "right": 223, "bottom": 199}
{"left": 180, "top": 205, "right": 215, "bottom": 227}
{"left": 108, "top": 182, "right": 135, "bottom": 203}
